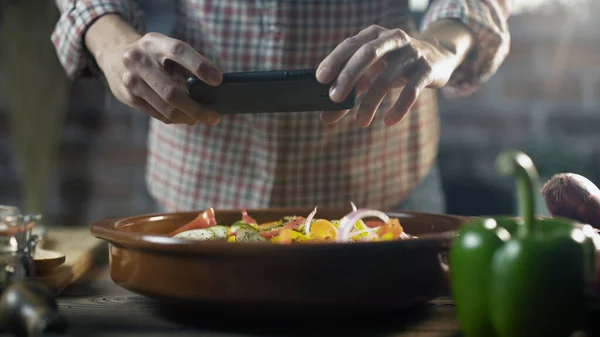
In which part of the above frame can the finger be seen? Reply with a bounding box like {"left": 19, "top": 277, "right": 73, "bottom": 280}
{"left": 132, "top": 97, "right": 173, "bottom": 124}
{"left": 356, "top": 66, "right": 382, "bottom": 96}
{"left": 356, "top": 59, "right": 387, "bottom": 95}
{"left": 316, "top": 25, "right": 384, "bottom": 84}
{"left": 143, "top": 33, "right": 223, "bottom": 86}
{"left": 135, "top": 63, "right": 220, "bottom": 125}
{"left": 121, "top": 86, "right": 175, "bottom": 124}
{"left": 127, "top": 76, "right": 197, "bottom": 125}
{"left": 164, "top": 59, "right": 193, "bottom": 84}
{"left": 356, "top": 77, "right": 371, "bottom": 96}
{"left": 355, "top": 57, "right": 416, "bottom": 127}
{"left": 329, "top": 29, "right": 411, "bottom": 102}
{"left": 121, "top": 51, "right": 215, "bottom": 124}
{"left": 320, "top": 109, "right": 350, "bottom": 124}
{"left": 384, "top": 64, "right": 431, "bottom": 126}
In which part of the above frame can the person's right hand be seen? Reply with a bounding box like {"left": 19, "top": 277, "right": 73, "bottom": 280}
{"left": 87, "top": 16, "right": 222, "bottom": 125}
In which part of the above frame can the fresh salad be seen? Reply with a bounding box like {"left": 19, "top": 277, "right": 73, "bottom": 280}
{"left": 168, "top": 203, "right": 412, "bottom": 244}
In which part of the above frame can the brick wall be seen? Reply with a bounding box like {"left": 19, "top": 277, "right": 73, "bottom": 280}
{"left": 51, "top": 80, "right": 156, "bottom": 226}
{"left": 1, "top": 3, "right": 599, "bottom": 225}
{"left": 438, "top": 10, "right": 600, "bottom": 215}
{"left": 0, "top": 2, "right": 169, "bottom": 226}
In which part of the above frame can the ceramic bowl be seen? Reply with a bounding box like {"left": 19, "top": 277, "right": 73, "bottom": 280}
{"left": 90, "top": 207, "right": 467, "bottom": 315}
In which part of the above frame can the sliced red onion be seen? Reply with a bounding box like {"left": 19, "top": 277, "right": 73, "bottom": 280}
{"left": 350, "top": 201, "right": 368, "bottom": 227}
{"left": 337, "top": 209, "right": 390, "bottom": 242}
{"left": 303, "top": 206, "right": 318, "bottom": 236}
{"left": 349, "top": 228, "right": 376, "bottom": 236}
{"left": 348, "top": 228, "right": 378, "bottom": 241}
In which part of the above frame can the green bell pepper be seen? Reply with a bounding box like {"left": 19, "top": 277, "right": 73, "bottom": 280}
{"left": 450, "top": 150, "right": 597, "bottom": 337}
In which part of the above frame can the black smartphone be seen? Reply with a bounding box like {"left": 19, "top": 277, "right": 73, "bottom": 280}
{"left": 186, "top": 68, "right": 356, "bottom": 114}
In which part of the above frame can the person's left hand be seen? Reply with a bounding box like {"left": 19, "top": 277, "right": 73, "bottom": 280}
{"left": 316, "top": 25, "right": 461, "bottom": 127}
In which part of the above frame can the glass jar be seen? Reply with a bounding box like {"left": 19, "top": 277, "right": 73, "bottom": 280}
{"left": 0, "top": 206, "right": 41, "bottom": 292}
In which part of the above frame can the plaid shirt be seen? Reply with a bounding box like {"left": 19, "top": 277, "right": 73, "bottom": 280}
{"left": 52, "top": 0, "right": 511, "bottom": 212}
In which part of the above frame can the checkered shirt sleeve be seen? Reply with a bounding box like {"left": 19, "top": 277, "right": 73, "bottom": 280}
{"left": 51, "top": 0, "right": 145, "bottom": 79}
{"left": 421, "top": 0, "right": 512, "bottom": 97}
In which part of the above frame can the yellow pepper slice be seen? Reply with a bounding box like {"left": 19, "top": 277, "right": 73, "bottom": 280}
{"left": 258, "top": 220, "right": 282, "bottom": 230}
{"left": 379, "top": 232, "right": 395, "bottom": 241}
{"left": 310, "top": 219, "right": 337, "bottom": 240}
{"left": 350, "top": 220, "right": 370, "bottom": 241}
{"left": 272, "top": 228, "right": 308, "bottom": 244}
{"left": 377, "top": 218, "right": 403, "bottom": 240}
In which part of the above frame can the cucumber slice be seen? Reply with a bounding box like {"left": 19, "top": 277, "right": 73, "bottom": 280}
{"left": 236, "top": 227, "right": 267, "bottom": 242}
{"left": 210, "top": 225, "right": 228, "bottom": 239}
{"left": 230, "top": 221, "right": 254, "bottom": 233}
{"left": 173, "top": 229, "right": 216, "bottom": 241}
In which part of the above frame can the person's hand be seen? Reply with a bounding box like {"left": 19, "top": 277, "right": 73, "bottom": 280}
{"left": 98, "top": 32, "right": 222, "bottom": 125}
{"left": 316, "top": 24, "right": 467, "bottom": 127}
{"left": 87, "top": 16, "right": 222, "bottom": 125}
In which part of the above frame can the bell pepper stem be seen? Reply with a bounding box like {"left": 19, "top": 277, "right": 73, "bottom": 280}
{"left": 496, "top": 151, "right": 539, "bottom": 237}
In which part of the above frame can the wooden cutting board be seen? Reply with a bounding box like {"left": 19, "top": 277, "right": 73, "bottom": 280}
{"left": 34, "top": 227, "right": 107, "bottom": 294}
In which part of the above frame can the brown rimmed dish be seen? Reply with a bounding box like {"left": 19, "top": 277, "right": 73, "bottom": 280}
{"left": 90, "top": 208, "right": 468, "bottom": 315}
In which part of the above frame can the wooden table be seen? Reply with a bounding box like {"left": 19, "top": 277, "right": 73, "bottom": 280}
{"left": 8, "top": 251, "right": 461, "bottom": 337}
{"left": 4, "top": 255, "right": 599, "bottom": 337}
{"left": 49, "top": 277, "right": 600, "bottom": 337}
{"left": 54, "top": 280, "right": 461, "bottom": 337}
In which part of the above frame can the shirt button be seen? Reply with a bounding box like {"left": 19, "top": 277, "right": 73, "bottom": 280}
{"left": 269, "top": 24, "right": 278, "bottom": 32}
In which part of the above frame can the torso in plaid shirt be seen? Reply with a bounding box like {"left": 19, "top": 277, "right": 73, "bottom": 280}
{"left": 52, "top": 0, "right": 511, "bottom": 212}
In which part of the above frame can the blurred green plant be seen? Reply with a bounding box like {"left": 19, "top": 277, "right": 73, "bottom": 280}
{"left": 0, "top": 1, "right": 70, "bottom": 214}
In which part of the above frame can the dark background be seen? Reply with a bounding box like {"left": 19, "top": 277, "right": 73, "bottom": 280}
{"left": 1, "top": 0, "right": 599, "bottom": 226}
